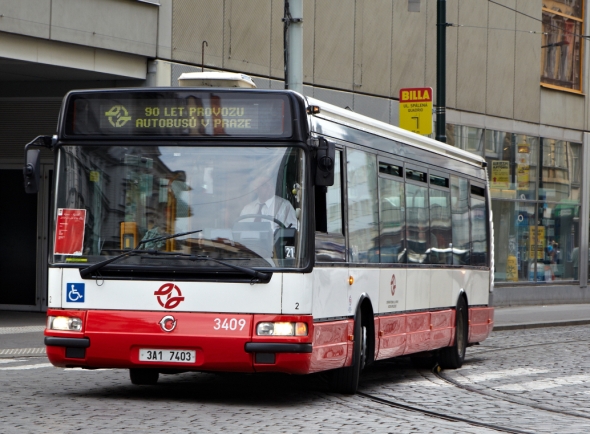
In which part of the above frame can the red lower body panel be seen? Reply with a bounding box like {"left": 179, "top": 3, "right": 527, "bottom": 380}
{"left": 375, "top": 307, "right": 493, "bottom": 360}
{"left": 307, "top": 320, "right": 354, "bottom": 373}
{"left": 468, "top": 307, "right": 494, "bottom": 343}
{"left": 45, "top": 306, "right": 493, "bottom": 374}
{"left": 375, "top": 310, "right": 453, "bottom": 360}
{"left": 45, "top": 310, "right": 315, "bottom": 374}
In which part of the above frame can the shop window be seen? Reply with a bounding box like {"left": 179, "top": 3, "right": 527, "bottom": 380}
{"left": 489, "top": 138, "right": 581, "bottom": 283}
{"left": 538, "top": 139, "right": 581, "bottom": 281}
{"left": 541, "top": 1, "right": 583, "bottom": 91}
{"left": 448, "top": 120, "right": 583, "bottom": 284}
{"left": 451, "top": 125, "right": 484, "bottom": 155}
{"left": 540, "top": 139, "right": 580, "bottom": 202}
{"left": 485, "top": 132, "right": 539, "bottom": 201}
{"left": 492, "top": 201, "right": 532, "bottom": 282}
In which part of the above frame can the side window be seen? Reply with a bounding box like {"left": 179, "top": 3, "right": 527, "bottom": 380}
{"left": 451, "top": 176, "right": 470, "bottom": 265}
{"left": 327, "top": 151, "right": 343, "bottom": 234}
{"left": 378, "top": 162, "right": 405, "bottom": 263}
{"left": 315, "top": 151, "right": 345, "bottom": 262}
{"left": 347, "top": 149, "right": 379, "bottom": 263}
{"left": 406, "top": 170, "right": 429, "bottom": 264}
{"left": 471, "top": 185, "right": 488, "bottom": 267}
{"left": 429, "top": 174, "right": 452, "bottom": 264}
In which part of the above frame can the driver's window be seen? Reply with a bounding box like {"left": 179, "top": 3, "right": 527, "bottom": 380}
{"left": 315, "top": 150, "right": 345, "bottom": 262}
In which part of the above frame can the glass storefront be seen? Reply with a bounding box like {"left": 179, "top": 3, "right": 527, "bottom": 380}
{"left": 447, "top": 124, "right": 582, "bottom": 284}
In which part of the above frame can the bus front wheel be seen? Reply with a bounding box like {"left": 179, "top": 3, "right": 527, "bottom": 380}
{"left": 129, "top": 368, "right": 159, "bottom": 385}
{"left": 438, "top": 296, "right": 468, "bottom": 369}
{"left": 329, "top": 311, "right": 366, "bottom": 394}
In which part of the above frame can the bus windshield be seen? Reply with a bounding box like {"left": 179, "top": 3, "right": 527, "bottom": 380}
{"left": 53, "top": 145, "right": 307, "bottom": 271}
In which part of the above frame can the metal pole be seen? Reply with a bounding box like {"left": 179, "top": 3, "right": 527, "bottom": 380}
{"left": 284, "top": 0, "right": 303, "bottom": 94}
{"left": 436, "top": 0, "right": 447, "bottom": 143}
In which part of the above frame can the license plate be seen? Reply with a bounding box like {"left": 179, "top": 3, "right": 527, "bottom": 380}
{"left": 139, "top": 349, "right": 196, "bottom": 363}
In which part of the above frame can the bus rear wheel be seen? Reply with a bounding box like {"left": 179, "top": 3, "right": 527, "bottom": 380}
{"left": 329, "top": 312, "right": 366, "bottom": 394}
{"left": 438, "top": 296, "right": 468, "bottom": 369}
{"left": 129, "top": 368, "right": 159, "bottom": 385}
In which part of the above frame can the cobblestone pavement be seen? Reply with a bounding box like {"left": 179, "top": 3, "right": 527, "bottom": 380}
{"left": 1, "top": 325, "right": 589, "bottom": 433}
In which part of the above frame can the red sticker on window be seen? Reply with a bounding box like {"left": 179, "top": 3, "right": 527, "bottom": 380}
{"left": 54, "top": 209, "right": 86, "bottom": 256}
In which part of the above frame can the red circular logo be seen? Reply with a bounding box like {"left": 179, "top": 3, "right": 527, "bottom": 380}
{"left": 154, "top": 283, "right": 185, "bottom": 309}
{"left": 390, "top": 274, "right": 396, "bottom": 296}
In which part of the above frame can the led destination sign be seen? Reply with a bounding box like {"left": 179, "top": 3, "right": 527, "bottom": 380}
{"left": 64, "top": 91, "right": 292, "bottom": 138}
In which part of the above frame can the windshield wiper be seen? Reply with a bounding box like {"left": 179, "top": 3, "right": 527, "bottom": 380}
{"left": 186, "top": 255, "right": 270, "bottom": 281}
{"left": 79, "top": 229, "right": 202, "bottom": 279}
{"left": 139, "top": 253, "right": 271, "bottom": 281}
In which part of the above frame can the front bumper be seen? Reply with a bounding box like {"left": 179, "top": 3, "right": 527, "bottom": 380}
{"left": 44, "top": 309, "right": 316, "bottom": 374}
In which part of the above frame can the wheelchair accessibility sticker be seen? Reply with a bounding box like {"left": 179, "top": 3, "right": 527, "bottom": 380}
{"left": 66, "top": 283, "right": 85, "bottom": 303}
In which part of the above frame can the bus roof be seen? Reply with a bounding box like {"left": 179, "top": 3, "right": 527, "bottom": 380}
{"left": 305, "top": 96, "right": 486, "bottom": 168}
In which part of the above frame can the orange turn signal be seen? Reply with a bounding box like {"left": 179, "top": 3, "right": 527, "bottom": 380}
{"left": 295, "top": 322, "right": 308, "bottom": 336}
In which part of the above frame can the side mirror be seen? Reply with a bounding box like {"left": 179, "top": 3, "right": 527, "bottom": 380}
{"left": 315, "top": 137, "right": 335, "bottom": 186}
{"left": 23, "top": 148, "right": 41, "bottom": 194}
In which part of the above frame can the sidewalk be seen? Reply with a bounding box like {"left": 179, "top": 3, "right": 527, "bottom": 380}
{"left": 0, "top": 311, "right": 46, "bottom": 357}
{"left": 492, "top": 303, "right": 590, "bottom": 331}
{"left": 0, "top": 311, "right": 45, "bottom": 327}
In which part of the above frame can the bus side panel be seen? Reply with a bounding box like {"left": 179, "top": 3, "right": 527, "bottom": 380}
{"left": 467, "top": 270, "right": 492, "bottom": 305}
{"left": 348, "top": 267, "right": 379, "bottom": 314}
{"left": 405, "top": 269, "right": 430, "bottom": 311}
{"left": 282, "top": 273, "right": 312, "bottom": 314}
{"left": 48, "top": 267, "right": 62, "bottom": 308}
{"left": 311, "top": 267, "right": 349, "bottom": 319}
{"left": 378, "top": 268, "right": 406, "bottom": 314}
{"left": 429, "top": 268, "right": 453, "bottom": 309}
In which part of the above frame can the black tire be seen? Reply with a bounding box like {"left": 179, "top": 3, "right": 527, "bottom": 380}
{"left": 438, "top": 296, "right": 468, "bottom": 369}
{"left": 329, "top": 310, "right": 367, "bottom": 394}
{"left": 129, "top": 368, "right": 159, "bottom": 385}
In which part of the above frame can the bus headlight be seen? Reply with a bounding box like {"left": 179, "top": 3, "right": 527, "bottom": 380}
{"left": 48, "top": 316, "right": 83, "bottom": 332}
{"left": 256, "top": 322, "right": 308, "bottom": 336}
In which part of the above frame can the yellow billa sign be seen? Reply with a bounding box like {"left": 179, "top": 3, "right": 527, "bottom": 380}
{"left": 399, "top": 87, "right": 433, "bottom": 135}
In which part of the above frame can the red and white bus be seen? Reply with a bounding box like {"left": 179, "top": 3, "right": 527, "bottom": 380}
{"left": 24, "top": 73, "right": 493, "bottom": 394}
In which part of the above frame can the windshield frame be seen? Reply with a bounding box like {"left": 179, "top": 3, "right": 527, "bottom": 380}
{"left": 49, "top": 140, "right": 313, "bottom": 277}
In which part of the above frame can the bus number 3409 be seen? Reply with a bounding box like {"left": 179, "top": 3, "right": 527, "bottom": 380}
{"left": 214, "top": 318, "right": 246, "bottom": 331}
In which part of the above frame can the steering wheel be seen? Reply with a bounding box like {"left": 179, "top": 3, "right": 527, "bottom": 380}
{"left": 235, "top": 214, "right": 287, "bottom": 229}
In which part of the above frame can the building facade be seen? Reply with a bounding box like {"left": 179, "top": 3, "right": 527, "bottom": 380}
{"left": 0, "top": 0, "right": 588, "bottom": 310}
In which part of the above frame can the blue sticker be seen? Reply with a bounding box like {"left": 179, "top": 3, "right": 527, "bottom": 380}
{"left": 66, "top": 283, "right": 85, "bottom": 303}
